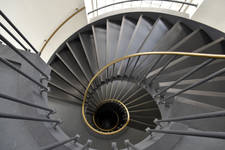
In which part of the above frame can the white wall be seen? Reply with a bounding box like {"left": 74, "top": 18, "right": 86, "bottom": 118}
{"left": 0, "top": 0, "right": 87, "bottom": 62}
{"left": 40, "top": 9, "right": 87, "bottom": 62}
{"left": 192, "top": 0, "right": 225, "bottom": 33}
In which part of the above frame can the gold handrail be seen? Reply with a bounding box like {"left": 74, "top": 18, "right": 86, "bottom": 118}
{"left": 82, "top": 51, "right": 225, "bottom": 135}
{"left": 40, "top": 7, "right": 85, "bottom": 54}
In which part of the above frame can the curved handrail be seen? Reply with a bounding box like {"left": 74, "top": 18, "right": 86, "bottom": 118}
{"left": 40, "top": 7, "right": 85, "bottom": 54}
{"left": 88, "top": 0, "right": 198, "bottom": 15}
{"left": 82, "top": 51, "right": 225, "bottom": 135}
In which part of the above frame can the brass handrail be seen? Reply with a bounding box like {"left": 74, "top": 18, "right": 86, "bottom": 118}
{"left": 40, "top": 7, "right": 85, "bottom": 54}
{"left": 82, "top": 51, "right": 225, "bottom": 135}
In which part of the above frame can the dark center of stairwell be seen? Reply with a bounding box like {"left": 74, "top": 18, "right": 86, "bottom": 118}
{"left": 93, "top": 100, "right": 129, "bottom": 132}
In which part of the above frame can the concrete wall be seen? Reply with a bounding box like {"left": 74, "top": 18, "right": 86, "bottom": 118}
{"left": 0, "top": 0, "right": 88, "bottom": 62}
{"left": 192, "top": 0, "right": 225, "bottom": 33}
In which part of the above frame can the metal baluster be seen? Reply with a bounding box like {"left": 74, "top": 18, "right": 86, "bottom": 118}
{"left": 146, "top": 128, "right": 225, "bottom": 140}
{"left": 0, "top": 92, "right": 54, "bottom": 117}
{"left": 139, "top": 55, "right": 163, "bottom": 83}
{"left": 0, "top": 22, "right": 29, "bottom": 51}
{"left": 163, "top": 61, "right": 225, "bottom": 103}
{"left": 123, "top": 57, "right": 131, "bottom": 76}
{"left": 112, "top": 142, "right": 118, "bottom": 150}
{"left": 155, "top": 58, "right": 214, "bottom": 97}
{"left": 0, "top": 34, "right": 49, "bottom": 79}
{"left": 0, "top": 56, "right": 48, "bottom": 91}
{"left": 40, "top": 134, "right": 80, "bottom": 150}
{"left": 81, "top": 139, "right": 92, "bottom": 150}
{"left": 155, "top": 110, "right": 225, "bottom": 124}
{"left": 0, "top": 112, "right": 61, "bottom": 126}
{"left": 148, "top": 55, "right": 176, "bottom": 84}
{"left": 124, "top": 139, "right": 139, "bottom": 150}
{"left": 0, "top": 10, "right": 38, "bottom": 53}
{"left": 129, "top": 55, "right": 141, "bottom": 78}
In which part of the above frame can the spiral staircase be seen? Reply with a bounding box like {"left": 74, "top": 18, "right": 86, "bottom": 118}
{"left": 1, "top": 10, "right": 225, "bottom": 150}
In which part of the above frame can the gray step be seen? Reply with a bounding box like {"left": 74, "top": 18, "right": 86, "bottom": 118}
{"left": 106, "top": 20, "right": 121, "bottom": 79}
{"left": 120, "top": 83, "right": 141, "bottom": 101}
{"left": 50, "top": 71, "right": 83, "bottom": 100}
{"left": 155, "top": 38, "right": 225, "bottom": 82}
{"left": 135, "top": 22, "right": 192, "bottom": 79}
{"left": 0, "top": 46, "right": 68, "bottom": 150}
{"left": 106, "top": 20, "right": 121, "bottom": 63}
{"left": 66, "top": 40, "right": 93, "bottom": 81}
{"left": 170, "top": 96, "right": 225, "bottom": 131}
{"left": 146, "top": 28, "right": 213, "bottom": 82}
{"left": 113, "top": 16, "right": 136, "bottom": 77}
{"left": 115, "top": 16, "right": 136, "bottom": 59}
{"left": 48, "top": 95, "right": 82, "bottom": 105}
{"left": 49, "top": 56, "right": 85, "bottom": 93}
{"left": 128, "top": 119, "right": 156, "bottom": 131}
{"left": 122, "top": 88, "right": 147, "bottom": 104}
{"left": 127, "top": 99, "right": 156, "bottom": 111}
{"left": 79, "top": 32, "right": 99, "bottom": 74}
{"left": 140, "top": 18, "right": 171, "bottom": 52}
{"left": 114, "top": 81, "right": 135, "bottom": 101}
{"left": 153, "top": 22, "right": 192, "bottom": 51}
{"left": 172, "top": 128, "right": 225, "bottom": 150}
{"left": 57, "top": 48, "right": 88, "bottom": 87}
{"left": 48, "top": 82, "right": 82, "bottom": 101}
{"left": 92, "top": 26, "right": 108, "bottom": 84}
{"left": 92, "top": 26, "right": 107, "bottom": 70}
{"left": 120, "top": 15, "right": 153, "bottom": 76}
{"left": 135, "top": 123, "right": 186, "bottom": 150}
{"left": 111, "top": 80, "right": 126, "bottom": 99}
{"left": 125, "top": 92, "right": 151, "bottom": 106}
{"left": 127, "top": 18, "right": 171, "bottom": 78}
{"left": 114, "top": 81, "right": 129, "bottom": 100}
{"left": 167, "top": 88, "right": 225, "bottom": 108}
{"left": 129, "top": 108, "right": 160, "bottom": 117}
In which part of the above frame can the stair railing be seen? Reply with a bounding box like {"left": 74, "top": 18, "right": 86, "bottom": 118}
{"left": 0, "top": 92, "right": 55, "bottom": 117}
{"left": 82, "top": 51, "right": 225, "bottom": 136}
{"left": 146, "top": 127, "right": 225, "bottom": 140}
{"left": 0, "top": 11, "right": 89, "bottom": 150}
{"left": 154, "top": 110, "right": 225, "bottom": 124}
{"left": 0, "top": 112, "right": 61, "bottom": 127}
{"left": 0, "top": 10, "right": 38, "bottom": 53}
{"left": 0, "top": 10, "right": 50, "bottom": 80}
{"left": 40, "top": 134, "right": 80, "bottom": 150}
{"left": 144, "top": 110, "right": 225, "bottom": 140}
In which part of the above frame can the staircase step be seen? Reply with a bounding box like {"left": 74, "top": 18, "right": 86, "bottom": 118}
{"left": 122, "top": 15, "right": 153, "bottom": 76}
{"left": 79, "top": 32, "right": 99, "bottom": 74}
{"left": 147, "top": 28, "right": 213, "bottom": 82}
{"left": 106, "top": 20, "right": 121, "bottom": 79}
{"left": 113, "top": 16, "right": 136, "bottom": 77}
{"left": 133, "top": 22, "right": 192, "bottom": 79}
{"left": 154, "top": 38, "right": 225, "bottom": 82}
{"left": 66, "top": 40, "right": 93, "bottom": 81}
{"left": 129, "top": 18, "right": 170, "bottom": 78}
{"left": 50, "top": 71, "right": 83, "bottom": 99}
{"left": 49, "top": 57, "right": 85, "bottom": 93}
{"left": 167, "top": 89, "right": 225, "bottom": 108}
{"left": 57, "top": 49, "right": 88, "bottom": 87}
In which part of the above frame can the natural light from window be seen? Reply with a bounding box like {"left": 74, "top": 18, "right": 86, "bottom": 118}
{"left": 84, "top": 0, "right": 204, "bottom": 21}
